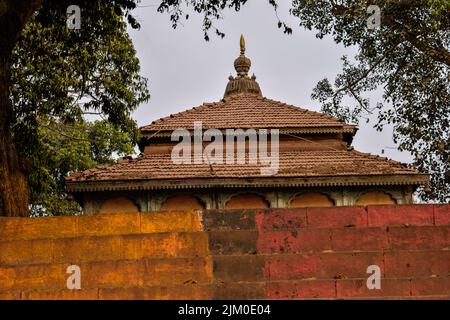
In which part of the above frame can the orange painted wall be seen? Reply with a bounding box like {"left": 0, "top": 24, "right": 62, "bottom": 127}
{"left": 289, "top": 192, "right": 334, "bottom": 208}
{"left": 356, "top": 191, "right": 396, "bottom": 206}
{"left": 225, "top": 193, "right": 270, "bottom": 209}
{"left": 161, "top": 195, "right": 205, "bottom": 211}
{"left": 98, "top": 197, "right": 139, "bottom": 214}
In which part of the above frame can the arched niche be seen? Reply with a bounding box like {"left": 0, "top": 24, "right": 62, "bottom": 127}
{"left": 289, "top": 192, "right": 334, "bottom": 208}
{"left": 355, "top": 191, "right": 397, "bottom": 206}
{"left": 98, "top": 196, "right": 139, "bottom": 214}
{"left": 225, "top": 193, "right": 270, "bottom": 209}
{"left": 160, "top": 194, "right": 205, "bottom": 211}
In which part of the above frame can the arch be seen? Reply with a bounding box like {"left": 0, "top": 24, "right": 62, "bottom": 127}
{"left": 98, "top": 196, "right": 139, "bottom": 214}
{"left": 355, "top": 191, "right": 397, "bottom": 206}
{"left": 160, "top": 194, "right": 205, "bottom": 211}
{"left": 289, "top": 192, "right": 334, "bottom": 208}
{"left": 225, "top": 193, "right": 270, "bottom": 209}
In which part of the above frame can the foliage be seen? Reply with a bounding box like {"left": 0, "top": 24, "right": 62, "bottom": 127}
{"left": 294, "top": 0, "right": 450, "bottom": 202}
{"left": 156, "top": 0, "right": 292, "bottom": 40}
{"left": 10, "top": 1, "right": 149, "bottom": 215}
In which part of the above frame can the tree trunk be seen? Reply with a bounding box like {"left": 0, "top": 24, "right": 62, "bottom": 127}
{"left": 0, "top": 62, "right": 29, "bottom": 216}
{"left": 0, "top": 0, "right": 43, "bottom": 216}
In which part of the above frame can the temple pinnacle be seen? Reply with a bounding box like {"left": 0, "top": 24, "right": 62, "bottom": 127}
{"left": 224, "top": 35, "right": 262, "bottom": 98}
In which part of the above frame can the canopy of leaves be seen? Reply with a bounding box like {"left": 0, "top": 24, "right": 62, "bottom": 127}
{"left": 27, "top": 120, "right": 135, "bottom": 216}
{"left": 10, "top": 1, "right": 149, "bottom": 216}
{"left": 295, "top": 0, "right": 450, "bottom": 202}
{"left": 157, "top": 0, "right": 450, "bottom": 202}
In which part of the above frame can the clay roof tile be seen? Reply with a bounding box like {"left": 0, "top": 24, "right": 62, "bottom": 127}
{"left": 140, "top": 93, "right": 350, "bottom": 132}
{"left": 66, "top": 150, "right": 425, "bottom": 185}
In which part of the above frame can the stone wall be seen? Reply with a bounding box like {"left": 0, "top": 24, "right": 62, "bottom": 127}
{"left": 0, "top": 204, "right": 448, "bottom": 300}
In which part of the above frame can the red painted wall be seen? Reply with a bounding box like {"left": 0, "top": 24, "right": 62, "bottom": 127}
{"left": 0, "top": 205, "right": 448, "bottom": 300}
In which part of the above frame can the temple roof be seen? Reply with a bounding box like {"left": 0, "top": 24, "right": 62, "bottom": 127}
{"left": 66, "top": 150, "right": 428, "bottom": 192}
{"left": 66, "top": 35, "right": 428, "bottom": 192}
{"left": 141, "top": 35, "right": 355, "bottom": 136}
{"left": 141, "top": 93, "right": 355, "bottom": 136}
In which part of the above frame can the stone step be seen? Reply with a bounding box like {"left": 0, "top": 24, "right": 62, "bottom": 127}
{"left": 2, "top": 277, "right": 449, "bottom": 300}
{"left": 268, "top": 277, "right": 450, "bottom": 299}
{"left": 0, "top": 257, "right": 212, "bottom": 292}
{"left": 0, "top": 211, "right": 202, "bottom": 241}
{"left": 208, "top": 226, "right": 450, "bottom": 255}
{"left": 1, "top": 224, "right": 447, "bottom": 267}
{"left": 0, "top": 232, "right": 209, "bottom": 267}
{"left": 203, "top": 205, "right": 449, "bottom": 232}
{"left": 0, "top": 205, "right": 447, "bottom": 242}
{"left": 0, "top": 283, "right": 261, "bottom": 300}
{"left": 2, "top": 249, "right": 447, "bottom": 293}
{"left": 212, "top": 250, "right": 450, "bottom": 282}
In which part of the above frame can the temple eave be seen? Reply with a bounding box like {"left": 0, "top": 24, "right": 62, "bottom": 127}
{"left": 66, "top": 174, "right": 429, "bottom": 193}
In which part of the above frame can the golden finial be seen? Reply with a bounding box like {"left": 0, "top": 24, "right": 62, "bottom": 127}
{"left": 240, "top": 34, "right": 246, "bottom": 55}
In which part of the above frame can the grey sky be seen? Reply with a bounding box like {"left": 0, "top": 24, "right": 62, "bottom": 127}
{"left": 127, "top": 0, "right": 412, "bottom": 163}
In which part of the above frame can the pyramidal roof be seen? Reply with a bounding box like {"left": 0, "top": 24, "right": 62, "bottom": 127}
{"left": 141, "top": 93, "right": 354, "bottom": 133}
{"left": 141, "top": 35, "right": 355, "bottom": 136}
{"left": 66, "top": 35, "right": 428, "bottom": 192}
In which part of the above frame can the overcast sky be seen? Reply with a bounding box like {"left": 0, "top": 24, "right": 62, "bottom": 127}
{"left": 127, "top": 0, "right": 412, "bottom": 163}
